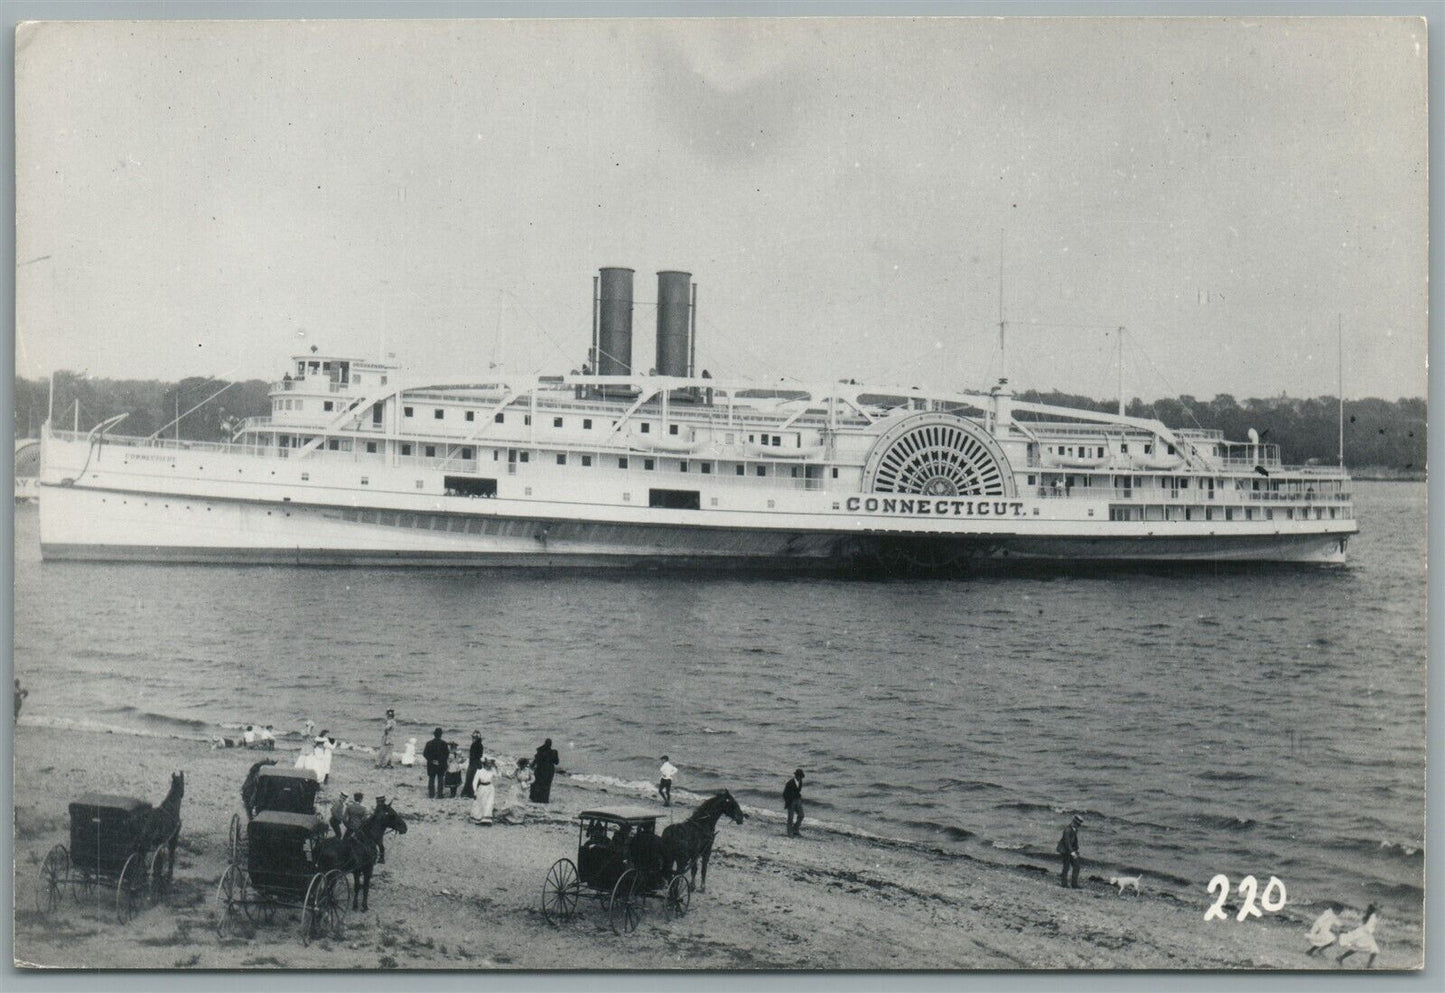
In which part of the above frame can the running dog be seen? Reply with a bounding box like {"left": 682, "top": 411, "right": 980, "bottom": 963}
{"left": 1109, "top": 875, "right": 1142, "bottom": 896}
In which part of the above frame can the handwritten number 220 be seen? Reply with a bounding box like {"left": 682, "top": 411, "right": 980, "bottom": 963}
{"left": 1206, "top": 874, "right": 1286, "bottom": 921}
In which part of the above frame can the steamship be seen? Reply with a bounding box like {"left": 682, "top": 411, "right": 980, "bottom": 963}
{"left": 37, "top": 268, "right": 1357, "bottom": 569}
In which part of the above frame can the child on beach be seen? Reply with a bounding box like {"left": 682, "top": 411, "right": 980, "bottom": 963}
{"left": 446, "top": 742, "right": 465, "bottom": 798}
{"left": 658, "top": 756, "right": 677, "bottom": 807}
{"left": 1306, "top": 904, "right": 1343, "bottom": 956}
{"left": 1336, "top": 904, "right": 1382, "bottom": 968}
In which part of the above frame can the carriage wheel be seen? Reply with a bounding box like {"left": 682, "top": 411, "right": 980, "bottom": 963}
{"left": 665, "top": 873, "right": 692, "bottom": 919}
{"left": 301, "top": 872, "right": 326, "bottom": 946}
{"left": 116, "top": 852, "right": 145, "bottom": 923}
{"left": 540, "top": 858, "right": 580, "bottom": 924}
{"left": 215, "top": 863, "right": 245, "bottom": 936}
{"left": 148, "top": 845, "right": 173, "bottom": 904}
{"left": 320, "top": 869, "right": 350, "bottom": 939}
{"left": 73, "top": 864, "right": 97, "bottom": 903}
{"left": 228, "top": 813, "right": 243, "bottom": 864}
{"left": 608, "top": 868, "right": 643, "bottom": 935}
{"left": 238, "top": 871, "right": 275, "bottom": 927}
{"left": 36, "top": 845, "right": 68, "bottom": 915}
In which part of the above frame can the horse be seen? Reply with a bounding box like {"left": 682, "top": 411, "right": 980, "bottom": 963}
{"left": 660, "top": 790, "right": 747, "bottom": 893}
{"left": 314, "top": 800, "right": 407, "bottom": 911}
{"left": 139, "top": 771, "right": 184, "bottom": 879}
{"left": 241, "top": 758, "right": 278, "bottom": 818}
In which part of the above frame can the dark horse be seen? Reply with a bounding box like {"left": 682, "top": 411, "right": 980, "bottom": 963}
{"left": 241, "top": 759, "right": 278, "bottom": 818}
{"left": 314, "top": 801, "right": 407, "bottom": 911}
{"left": 139, "top": 771, "right": 184, "bottom": 879}
{"left": 661, "top": 790, "right": 747, "bottom": 893}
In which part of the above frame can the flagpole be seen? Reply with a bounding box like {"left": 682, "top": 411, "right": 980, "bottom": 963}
{"left": 1337, "top": 314, "right": 1344, "bottom": 469}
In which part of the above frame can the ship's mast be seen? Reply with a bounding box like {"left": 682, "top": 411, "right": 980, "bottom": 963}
{"left": 1338, "top": 313, "right": 1345, "bottom": 469}
{"left": 997, "top": 230, "right": 1007, "bottom": 386}
{"left": 1117, "top": 326, "right": 1126, "bottom": 418}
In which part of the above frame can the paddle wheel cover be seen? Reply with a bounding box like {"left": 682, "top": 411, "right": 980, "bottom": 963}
{"left": 862, "top": 412, "right": 1016, "bottom": 497}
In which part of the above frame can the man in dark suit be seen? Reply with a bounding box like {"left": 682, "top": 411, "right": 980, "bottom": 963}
{"left": 783, "top": 769, "right": 805, "bottom": 837}
{"left": 423, "top": 728, "right": 449, "bottom": 799}
{"left": 1057, "top": 814, "right": 1084, "bottom": 888}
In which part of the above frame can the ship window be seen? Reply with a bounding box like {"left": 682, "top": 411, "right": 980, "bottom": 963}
{"left": 649, "top": 488, "right": 700, "bottom": 510}
{"left": 554, "top": 417, "right": 563, "bottom": 428}
{"left": 1028, "top": 475, "right": 1036, "bottom": 486}
{"left": 1265, "top": 509, "right": 1273, "bottom": 520}
{"left": 366, "top": 442, "right": 377, "bottom": 454}
{"left": 1144, "top": 444, "right": 1153, "bottom": 454}
{"left": 618, "top": 457, "right": 629, "bottom": 469}
{"left": 832, "top": 468, "right": 839, "bottom": 479}
{"left": 772, "top": 436, "right": 782, "bottom": 447}
{"left": 791, "top": 467, "right": 800, "bottom": 478}
{"left": 641, "top": 423, "right": 651, "bottom": 434}
{"left": 1225, "top": 508, "right": 1235, "bottom": 521}
{"left": 328, "top": 439, "right": 339, "bottom": 451}
{"left": 401, "top": 443, "right": 412, "bottom": 456}
{"left": 583, "top": 418, "right": 593, "bottom": 429}
{"left": 495, "top": 413, "right": 505, "bottom": 423}
{"left": 736, "top": 465, "right": 745, "bottom": 476}
{"left": 701, "top": 463, "right": 712, "bottom": 474}
{"left": 726, "top": 433, "right": 735, "bottom": 444}
{"left": 669, "top": 424, "right": 679, "bottom": 436}
{"left": 381, "top": 375, "right": 388, "bottom": 386}
{"left": 425, "top": 445, "right": 437, "bottom": 458}
{"left": 445, "top": 476, "right": 497, "bottom": 498}
{"left": 524, "top": 415, "right": 531, "bottom": 426}
{"left": 465, "top": 411, "right": 475, "bottom": 422}
{"left": 749, "top": 435, "right": 755, "bottom": 443}
{"left": 354, "top": 374, "right": 363, "bottom": 385}
{"left": 680, "top": 461, "right": 689, "bottom": 472}
{"left": 1121, "top": 443, "right": 1129, "bottom": 453}
{"left": 404, "top": 406, "right": 414, "bottom": 417}
{"left": 361, "top": 476, "right": 369, "bottom": 485}
{"left": 458, "top": 447, "right": 471, "bottom": 459}
{"left": 323, "top": 400, "right": 334, "bottom": 412}
{"left": 519, "top": 452, "right": 529, "bottom": 463}
{"left": 1167, "top": 444, "right": 1176, "bottom": 455}
{"left": 435, "top": 409, "right": 444, "bottom": 420}
{"left": 644, "top": 458, "right": 655, "bottom": 471}
{"left": 581, "top": 455, "right": 592, "bottom": 467}
{"left": 301, "top": 472, "right": 309, "bottom": 481}
{"left": 416, "top": 480, "right": 424, "bottom": 489}
{"left": 556, "top": 454, "right": 566, "bottom": 465}
{"left": 756, "top": 465, "right": 767, "bottom": 477}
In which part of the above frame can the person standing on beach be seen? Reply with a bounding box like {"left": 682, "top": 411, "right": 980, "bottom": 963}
{"left": 462, "top": 731, "right": 484, "bottom": 799}
{"left": 469, "top": 757, "right": 498, "bottom": 825}
{"left": 658, "top": 756, "right": 677, "bottom": 807}
{"left": 423, "top": 728, "right": 449, "bottom": 799}
{"left": 15, "top": 679, "right": 28, "bottom": 719}
{"left": 375, "top": 709, "right": 396, "bottom": 769}
{"left": 1057, "top": 814, "right": 1084, "bottom": 888}
{"left": 329, "top": 788, "right": 347, "bottom": 837}
{"left": 530, "top": 738, "right": 562, "bottom": 803}
{"left": 783, "top": 769, "right": 805, "bottom": 837}
{"left": 445, "top": 742, "right": 465, "bottom": 798}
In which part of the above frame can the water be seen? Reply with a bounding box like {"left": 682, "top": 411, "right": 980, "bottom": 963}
{"left": 12, "top": 481, "right": 1426, "bottom": 927}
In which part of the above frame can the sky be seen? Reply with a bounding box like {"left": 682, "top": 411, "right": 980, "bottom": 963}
{"left": 14, "top": 16, "right": 1429, "bottom": 401}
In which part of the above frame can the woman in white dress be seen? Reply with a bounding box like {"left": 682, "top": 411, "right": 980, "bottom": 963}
{"left": 469, "top": 758, "right": 498, "bottom": 825}
{"left": 312, "top": 732, "right": 336, "bottom": 784}
{"left": 1336, "top": 904, "right": 1381, "bottom": 968}
{"left": 495, "top": 759, "right": 536, "bottom": 825}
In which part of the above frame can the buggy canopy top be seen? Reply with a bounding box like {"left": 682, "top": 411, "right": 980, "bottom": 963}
{"left": 577, "top": 807, "right": 662, "bottom": 826}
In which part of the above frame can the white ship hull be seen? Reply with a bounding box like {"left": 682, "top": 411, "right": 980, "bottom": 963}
{"left": 37, "top": 478, "right": 1353, "bottom": 570}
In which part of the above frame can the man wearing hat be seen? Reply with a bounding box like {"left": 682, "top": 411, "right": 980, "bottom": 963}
{"left": 783, "top": 769, "right": 806, "bottom": 837}
{"left": 1057, "top": 814, "right": 1084, "bottom": 888}
{"left": 343, "top": 791, "right": 369, "bottom": 836}
{"left": 462, "top": 730, "right": 484, "bottom": 799}
{"left": 423, "top": 727, "right": 449, "bottom": 799}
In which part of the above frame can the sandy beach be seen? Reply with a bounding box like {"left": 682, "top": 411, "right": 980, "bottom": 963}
{"left": 12, "top": 724, "right": 1418, "bottom": 971}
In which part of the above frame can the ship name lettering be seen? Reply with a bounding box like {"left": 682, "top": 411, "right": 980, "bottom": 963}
{"left": 844, "top": 497, "right": 1027, "bottom": 518}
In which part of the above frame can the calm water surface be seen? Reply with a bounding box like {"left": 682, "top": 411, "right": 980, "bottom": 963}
{"left": 13, "top": 481, "right": 1426, "bottom": 924}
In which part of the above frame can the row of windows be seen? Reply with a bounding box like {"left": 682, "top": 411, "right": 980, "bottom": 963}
{"left": 1107, "top": 505, "right": 1344, "bottom": 522}
{"left": 1046, "top": 442, "right": 1173, "bottom": 457}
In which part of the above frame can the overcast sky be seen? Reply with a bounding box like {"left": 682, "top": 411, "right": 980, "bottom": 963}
{"left": 15, "top": 16, "right": 1428, "bottom": 401}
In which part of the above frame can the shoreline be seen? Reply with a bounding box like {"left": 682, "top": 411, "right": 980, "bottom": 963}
{"left": 12, "top": 725, "right": 1421, "bottom": 970}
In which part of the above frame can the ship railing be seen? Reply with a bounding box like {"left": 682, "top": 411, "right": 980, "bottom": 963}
{"left": 1033, "top": 486, "right": 1351, "bottom": 504}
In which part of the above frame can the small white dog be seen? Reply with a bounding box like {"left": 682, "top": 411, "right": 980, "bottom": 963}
{"left": 1109, "top": 875, "right": 1142, "bottom": 896}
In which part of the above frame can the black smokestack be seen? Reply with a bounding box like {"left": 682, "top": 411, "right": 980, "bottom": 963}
{"left": 596, "top": 267, "right": 634, "bottom": 376}
{"left": 655, "top": 270, "right": 692, "bottom": 378}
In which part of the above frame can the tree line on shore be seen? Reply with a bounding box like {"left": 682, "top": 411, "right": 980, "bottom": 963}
{"left": 12, "top": 373, "right": 1426, "bottom": 474}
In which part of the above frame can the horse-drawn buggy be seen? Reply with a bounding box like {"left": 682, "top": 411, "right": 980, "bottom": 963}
{"left": 216, "top": 810, "right": 350, "bottom": 943}
{"left": 228, "top": 762, "right": 322, "bottom": 863}
{"left": 540, "top": 807, "right": 700, "bottom": 934}
{"left": 36, "top": 774, "right": 185, "bottom": 923}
